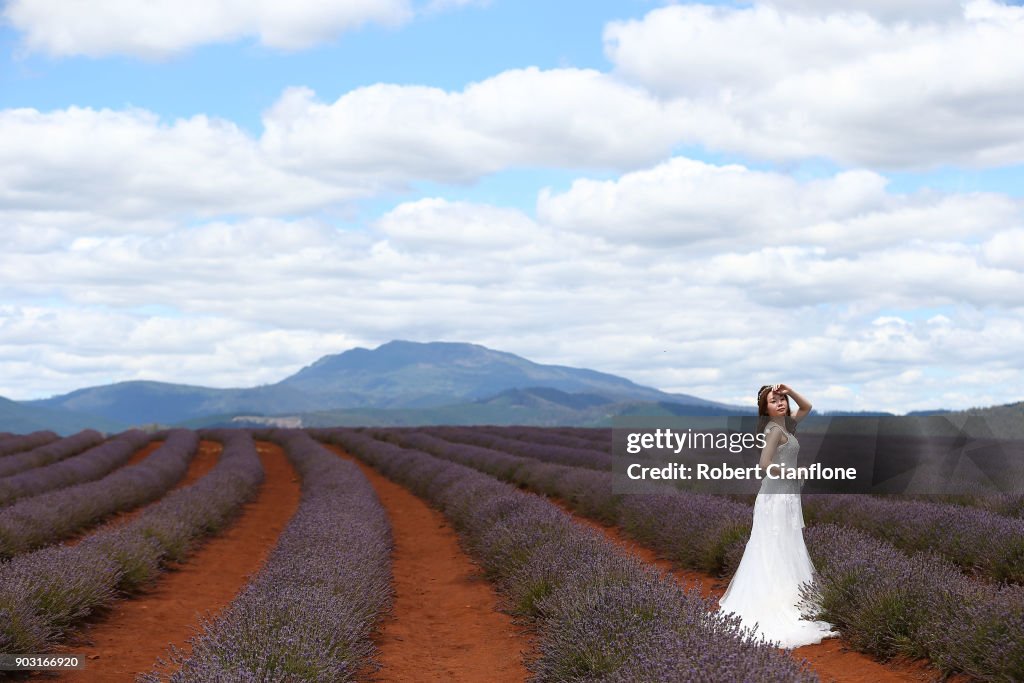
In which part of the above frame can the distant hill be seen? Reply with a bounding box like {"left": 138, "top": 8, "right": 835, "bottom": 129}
{"left": 816, "top": 410, "right": 897, "bottom": 417}
{"left": 277, "top": 340, "right": 732, "bottom": 409}
{"left": 26, "top": 380, "right": 323, "bottom": 426}
{"left": 193, "top": 386, "right": 753, "bottom": 429}
{"left": 26, "top": 340, "right": 741, "bottom": 427}
{"left": 15, "top": 340, "right": 1022, "bottom": 433}
{"left": 953, "top": 401, "right": 1024, "bottom": 439}
{"left": 0, "top": 395, "right": 125, "bottom": 435}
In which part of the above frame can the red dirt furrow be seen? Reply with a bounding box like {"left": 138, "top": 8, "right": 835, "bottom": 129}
{"left": 328, "top": 445, "right": 535, "bottom": 683}
{"left": 541, "top": 496, "right": 969, "bottom": 683}
{"left": 124, "top": 440, "right": 163, "bottom": 467}
{"left": 63, "top": 440, "right": 223, "bottom": 548}
{"left": 51, "top": 441, "right": 302, "bottom": 682}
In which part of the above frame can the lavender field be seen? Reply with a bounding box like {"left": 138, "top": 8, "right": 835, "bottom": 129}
{"left": 0, "top": 426, "right": 1018, "bottom": 682}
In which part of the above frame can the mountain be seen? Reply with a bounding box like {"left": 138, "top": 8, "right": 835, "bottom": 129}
{"left": 278, "top": 340, "right": 731, "bottom": 409}
{"left": 25, "top": 380, "right": 322, "bottom": 426}
{"left": 14, "top": 341, "right": 1024, "bottom": 432}
{"left": 26, "top": 340, "right": 741, "bottom": 427}
{"left": 190, "top": 385, "right": 754, "bottom": 430}
{"left": 0, "top": 395, "right": 125, "bottom": 434}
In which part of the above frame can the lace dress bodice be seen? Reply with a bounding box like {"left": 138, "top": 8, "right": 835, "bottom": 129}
{"left": 758, "top": 422, "right": 803, "bottom": 496}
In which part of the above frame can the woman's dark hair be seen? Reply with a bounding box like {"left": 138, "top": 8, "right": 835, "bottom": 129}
{"left": 757, "top": 385, "right": 797, "bottom": 434}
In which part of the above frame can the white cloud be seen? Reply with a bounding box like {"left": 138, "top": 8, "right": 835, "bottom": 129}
{"left": 538, "top": 157, "right": 1022, "bottom": 252}
{"left": 981, "top": 228, "right": 1024, "bottom": 269}
{"left": 424, "top": 0, "right": 490, "bottom": 11}
{"left": 763, "top": 0, "right": 968, "bottom": 22}
{"left": 0, "top": 70, "right": 688, "bottom": 240}
{"left": 0, "top": 305, "right": 360, "bottom": 397}
{"left": 375, "top": 198, "right": 544, "bottom": 250}
{"left": 260, "top": 70, "right": 687, "bottom": 182}
{"left": 604, "top": 0, "right": 1024, "bottom": 168}
{"left": 1, "top": 178, "right": 1023, "bottom": 412}
{"left": 0, "top": 106, "right": 355, "bottom": 227}
{"left": 3, "top": 0, "right": 413, "bottom": 58}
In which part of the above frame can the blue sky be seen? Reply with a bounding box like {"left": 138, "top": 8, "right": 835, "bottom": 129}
{"left": 1, "top": 1, "right": 635, "bottom": 127}
{"left": 1, "top": 0, "right": 1023, "bottom": 414}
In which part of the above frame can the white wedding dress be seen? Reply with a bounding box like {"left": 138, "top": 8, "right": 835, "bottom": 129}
{"left": 717, "top": 421, "right": 839, "bottom": 649}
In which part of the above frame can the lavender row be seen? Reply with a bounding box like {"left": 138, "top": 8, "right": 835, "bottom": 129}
{"left": 805, "top": 524, "right": 1024, "bottom": 681}
{"left": 422, "top": 425, "right": 614, "bottom": 470}
{"left": 379, "top": 428, "right": 1022, "bottom": 680}
{"left": 890, "top": 491, "right": 1024, "bottom": 520}
{"left": 0, "top": 430, "right": 262, "bottom": 654}
{"left": 374, "top": 428, "right": 750, "bottom": 572}
{"left": 977, "top": 492, "right": 1024, "bottom": 518}
{"left": 0, "top": 429, "right": 106, "bottom": 478}
{"left": 0, "top": 429, "right": 153, "bottom": 510}
{"left": 423, "top": 427, "right": 1024, "bottom": 585}
{"left": 0, "top": 430, "right": 199, "bottom": 558}
{"left": 802, "top": 493, "right": 1024, "bottom": 584}
{"left": 145, "top": 430, "right": 391, "bottom": 682}
{"left": 0, "top": 431, "right": 60, "bottom": 458}
{"left": 476, "top": 425, "right": 614, "bottom": 455}
{"left": 322, "top": 428, "right": 816, "bottom": 682}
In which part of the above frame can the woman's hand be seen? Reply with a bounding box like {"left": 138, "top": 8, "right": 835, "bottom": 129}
{"left": 772, "top": 383, "right": 813, "bottom": 422}
{"left": 772, "top": 383, "right": 792, "bottom": 396}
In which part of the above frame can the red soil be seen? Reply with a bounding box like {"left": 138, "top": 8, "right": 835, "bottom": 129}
{"left": 63, "top": 440, "right": 222, "bottom": 548}
{"left": 327, "top": 445, "right": 536, "bottom": 682}
{"left": 51, "top": 441, "right": 301, "bottom": 682}
{"left": 542, "top": 496, "right": 972, "bottom": 683}
{"left": 124, "top": 440, "right": 164, "bottom": 467}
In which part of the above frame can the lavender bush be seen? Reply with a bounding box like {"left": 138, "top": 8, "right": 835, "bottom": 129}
{"left": 143, "top": 430, "right": 392, "bottom": 682}
{"left": 378, "top": 428, "right": 750, "bottom": 571}
{"left": 547, "top": 426, "right": 613, "bottom": 445}
{"left": 0, "top": 429, "right": 153, "bottom": 510}
{"left": 0, "top": 430, "right": 199, "bottom": 557}
{"left": 980, "top": 493, "right": 1024, "bottom": 518}
{"left": 0, "top": 431, "right": 60, "bottom": 458}
{"left": 803, "top": 493, "right": 1024, "bottom": 583}
{"left": 0, "top": 430, "right": 105, "bottom": 478}
{"left": 479, "top": 425, "right": 614, "bottom": 455}
{"left": 806, "top": 523, "right": 1024, "bottom": 681}
{"left": 423, "top": 425, "right": 613, "bottom": 470}
{"left": 0, "top": 430, "right": 262, "bottom": 653}
{"left": 374, "top": 428, "right": 622, "bottom": 522}
{"left": 617, "top": 494, "right": 752, "bottom": 574}
{"left": 324, "top": 428, "right": 817, "bottom": 682}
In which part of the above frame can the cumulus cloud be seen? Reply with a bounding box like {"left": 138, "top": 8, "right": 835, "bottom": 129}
{"left": 260, "top": 70, "right": 687, "bottom": 182}
{"left": 604, "top": 0, "right": 1024, "bottom": 168}
{"left": 3, "top": 0, "right": 413, "bottom": 58}
{"left": 1, "top": 176, "right": 1022, "bottom": 412}
{"left": 0, "top": 106, "right": 355, "bottom": 227}
{"left": 375, "top": 199, "right": 544, "bottom": 250}
{"left": 0, "top": 305, "right": 360, "bottom": 397}
{"left": 981, "top": 228, "right": 1024, "bottom": 269}
{"left": 0, "top": 70, "right": 690, "bottom": 239}
{"left": 538, "top": 157, "right": 1022, "bottom": 252}
{"left": 762, "top": 0, "right": 968, "bottom": 22}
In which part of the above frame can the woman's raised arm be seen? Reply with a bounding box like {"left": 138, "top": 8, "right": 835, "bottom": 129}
{"left": 774, "top": 383, "right": 812, "bottom": 423}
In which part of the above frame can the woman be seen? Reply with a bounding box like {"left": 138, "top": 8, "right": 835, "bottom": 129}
{"left": 717, "top": 383, "right": 839, "bottom": 649}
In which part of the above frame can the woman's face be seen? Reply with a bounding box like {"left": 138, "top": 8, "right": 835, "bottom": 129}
{"left": 766, "top": 391, "right": 789, "bottom": 417}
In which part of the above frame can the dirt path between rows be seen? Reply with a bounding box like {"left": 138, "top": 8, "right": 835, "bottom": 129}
{"left": 51, "top": 441, "right": 302, "bottom": 682}
{"left": 63, "top": 440, "right": 223, "bottom": 548}
{"left": 326, "top": 445, "right": 535, "bottom": 683}
{"left": 541, "top": 496, "right": 971, "bottom": 683}
{"left": 124, "top": 440, "right": 164, "bottom": 467}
